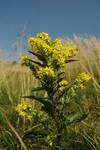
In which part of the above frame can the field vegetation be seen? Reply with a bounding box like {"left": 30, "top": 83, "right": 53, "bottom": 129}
{"left": 0, "top": 34, "right": 100, "bottom": 150}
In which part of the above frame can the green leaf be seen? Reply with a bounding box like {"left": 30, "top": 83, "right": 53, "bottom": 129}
{"left": 32, "top": 87, "right": 45, "bottom": 92}
{"left": 22, "top": 95, "right": 48, "bottom": 103}
{"left": 29, "top": 59, "right": 45, "bottom": 67}
{"left": 23, "top": 130, "right": 48, "bottom": 140}
{"left": 67, "top": 112, "right": 88, "bottom": 125}
{"left": 65, "top": 59, "right": 79, "bottom": 64}
{"left": 41, "top": 102, "right": 54, "bottom": 117}
{"left": 28, "top": 51, "right": 47, "bottom": 64}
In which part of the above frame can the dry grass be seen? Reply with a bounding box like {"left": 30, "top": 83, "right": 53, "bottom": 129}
{"left": 0, "top": 62, "right": 37, "bottom": 110}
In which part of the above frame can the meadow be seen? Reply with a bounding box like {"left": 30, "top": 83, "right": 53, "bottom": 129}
{"left": 0, "top": 35, "right": 100, "bottom": 150}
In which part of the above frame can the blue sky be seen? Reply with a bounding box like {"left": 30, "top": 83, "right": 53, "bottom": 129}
{"left": 0, "top": 0, "right": 100, "bottom": 52}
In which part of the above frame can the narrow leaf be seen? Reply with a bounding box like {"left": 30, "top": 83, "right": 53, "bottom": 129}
{"left": 65, "top": 59, "right": 79, "bottom": 63}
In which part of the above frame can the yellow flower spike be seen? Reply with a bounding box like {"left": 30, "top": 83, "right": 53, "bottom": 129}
{"left": 37, "top": 32, "right": 51, "bottom": 43}
{"left": 21, "top": 56, "right": 29, "bottom": 65}
{"left": 37, "top": 67, "right": 55, "bottom": 78}
{"left": 68, "top": 47, "right": 78, "bottom": 57}
{"left": 77, "top": 72, "right": 91, "bottom": 82}
{"left": 64, "top": 42, "right": 78, "bottom": 58}
{"left": 41, "top": 43, "right": 53, "bottom": 55}
{"left": 15, "top": 101, "right": 33, "bottom": 120}
{"left": 52, "top": 39, "right": 62, "bottom": 50}
{"left": 28, "top": 37, "right": 40, "bottom": 51}
{"left": 59, "top": 80, "right": 68, "bottom": 87}
{"left": 52, "top": 51, "right": 65, "bottom": 66}
{"left": 28, "top": 36, "right": 52, "bottom": 55}
{"left": 59, "top": 80, "right": 68, "bottom": 91}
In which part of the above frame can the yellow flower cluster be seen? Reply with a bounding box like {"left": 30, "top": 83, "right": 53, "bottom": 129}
{"left": 28, "top": 37, "right": 43, "bottom": 51}
{"left": 37, "top": 32, "right": 51, "bottom": 43}
{"left": 37, "top": 67, "right": 55, "bottom": 78}
{"left": 59, "top": 80, "right": 68, "bottom": 87}
{"left": 51, "top": 40, "right": 77, "bottom": 67}
{"left": 69, "top": 72, "right": 91, "bottom": 96}
{"left": 76, "top": 72, "right": 91, "bottom": 82}
{"left": 63, "top": 42, "right": 78, "bottom": 59}
{"left": 51, "top": 51, "right": 65, "bottom": 66}
{"left": 21, "top": 56, "right": 29, "bottom": 65}
{"left": 41, "top": 43, "right": 53, "bottom": 55}
{"left": 51, "top": 43, "right": 77, "bottom": 67}
{"left": 15, "top": 100, "right": 33, "bottom": 120}
{"left": 28, "top": 37, "right": 53, "bottom": 55}
{"left": 28, "top": 32, "right": 78, "bottom": 68}
{"left": 52, "top": 39, "right": 62, "bottom": 50}
{"left": 59, "top": 80, "right": 68, "bottom": 91}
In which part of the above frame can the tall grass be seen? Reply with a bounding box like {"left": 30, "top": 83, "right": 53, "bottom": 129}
{"left": 0, "top": 36, "right": 100, "bottom": 149}
{"left": 65, "top": 36, "right": 100, "bottom": 149}
{"left": 0, "top": 63, "right": 37, "bottom": 149}
{"left": 0, "top": 63, "right": 34, "bottom": 105}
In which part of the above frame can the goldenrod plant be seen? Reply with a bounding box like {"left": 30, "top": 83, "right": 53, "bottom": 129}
{"left": 16, "top": 32, "right": 91, "bottom": 149}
